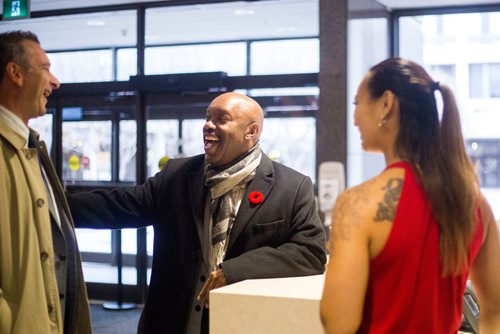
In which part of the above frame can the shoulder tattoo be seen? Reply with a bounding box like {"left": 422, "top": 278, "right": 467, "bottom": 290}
{"left": 374, "top": 178, "right": 403, "bottom": 223}
{"left": 331, "top": 179, "right": 375, "bottom": 246}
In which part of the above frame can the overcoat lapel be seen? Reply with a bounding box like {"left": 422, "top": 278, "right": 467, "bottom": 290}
{"left": 188, "top": 165, "right": 207, "bottom": 253}
{"left": 227, "top": 154, "right": 275, "bottom": 251}
{"left": 31, "top": 130, "right": 65, "bottom": 235}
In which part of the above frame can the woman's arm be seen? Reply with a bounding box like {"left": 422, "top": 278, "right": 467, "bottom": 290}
{"left": 320, "top": 189, "right": 371, "bottom": 334}
{"left": 470, "top": 195, "right": 500, "bottom": 333}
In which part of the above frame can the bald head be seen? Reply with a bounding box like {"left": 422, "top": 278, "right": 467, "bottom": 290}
{"left": 203, "top": 92, "right": 264, "bottom": 167}
{"left": 209, "top": 92, "right": 264, "bottom": 136}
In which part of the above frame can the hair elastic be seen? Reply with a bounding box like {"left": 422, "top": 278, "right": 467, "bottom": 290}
{"left": 431, "top": 81, "right": 440, "bottom": 91}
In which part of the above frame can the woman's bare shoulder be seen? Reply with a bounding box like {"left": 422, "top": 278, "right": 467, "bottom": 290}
{"left": 335, "top": 167, "right": 405, "bottom": 223}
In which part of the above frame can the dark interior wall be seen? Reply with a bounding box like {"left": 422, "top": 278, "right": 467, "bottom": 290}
{"left": 317, "top": 0, "right": 390, "bottom": 180}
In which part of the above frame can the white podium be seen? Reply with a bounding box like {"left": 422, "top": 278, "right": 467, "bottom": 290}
{"left": 210, "top": 274, "right": 325, "bottom": 334}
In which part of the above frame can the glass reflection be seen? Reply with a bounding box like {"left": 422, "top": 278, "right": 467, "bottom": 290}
{"left": 119, "top": 120, "right": 137, "bottom": 182}
{"left": 62, "top": 121, "right": 112, "bottom": 182}
{"left": 29, "top": 113, "right": 53, "bottom": 154}
{"left": 182, "top": 119, "right": 205, "bottom": 157}
{"left": 260, "top": 117, "right": 316, "bottom": 181}
{"left": 347, "top": 18, "right": 389, "bottom": 187}
{"left": 147, "top": 120, "right": 179, "bottom": 177}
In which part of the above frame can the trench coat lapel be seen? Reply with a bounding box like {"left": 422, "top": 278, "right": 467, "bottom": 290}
{"left": 31, "top": 130, "right": 67, "bottom": 234}
{"left": 227, "top": 154, "right": 275, "bottom": 251}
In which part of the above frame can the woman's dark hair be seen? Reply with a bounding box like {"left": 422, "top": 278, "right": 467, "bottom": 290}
{"left": 0, "top": 30, "right": 40, "bottom": 80}
{"left": 367, "top": 58, "right": 478, "bottom": 276}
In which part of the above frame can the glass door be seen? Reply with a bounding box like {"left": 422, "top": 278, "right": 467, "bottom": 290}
{"left": 58, "top": 94, "right": 141, "bottom": 295}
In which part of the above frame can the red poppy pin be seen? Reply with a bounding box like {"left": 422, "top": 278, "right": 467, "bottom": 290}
{"left": 248, "top": 191, "right": 264, "bottom": 205}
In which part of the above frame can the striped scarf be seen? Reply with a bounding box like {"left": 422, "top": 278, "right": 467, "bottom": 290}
{"left": 204, "top": 144, "right": 262, "bottom": 270}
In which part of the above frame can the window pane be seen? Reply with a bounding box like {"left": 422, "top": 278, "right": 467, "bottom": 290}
{"left": 122, "top": 229, "right": 137, "bottom": 254}
{"left": 146, "top": 120, "right": 179, "bottom": 177}
{"left": 120, "top": 120, "right": 137, "bottom": 182}
{"left": 260, "top": 117, "right": 316, "bottom": 181}
{"left": 467, "top": 139, "right": 500, "bottom": 188}
{"left": 62, "top": 121, "right": 112, "bottom": 182}
{"left": 120, "top": 227, "right": 154, "bottom": 257}
{"left": 29, "top": 113, "right": 53, "bottom": 154}
{"left": 0, "top": 10, "right": 136, "bottom": 50}
{"left": 76, "top": 229, "right": 111, "bottom": 253}
{"left": 0, "top": 10, "right": 136, "bottom": 83}
{"left": 490, "top": 63, "right": 500, "bottom": 97}
{"left": 49, "top": 50, "right": 113, "bottom": 83}
{"left": 251, "top": 39, "right": 319, "bottom": 75}
{"left": 469, "top": 64, "right": 483, "bottom": 98}
{"left": 347, "top": 18, "right": 389, "bottom": 187}
{"left": 468, "top": 63, "right": 500, "bottom": 99}
{"left": 490, "top": 12, "right": 500, "bottom": 34}
{"left": 182, "top": 119, "right": 205, "bottom": 157}
{"left": 443, "top": 13, "right": 482, "bottom": 37}
{"left": 117, "top": 48, "right": 137, "bottom": 81}
{"left": 145, "top": 43, "right": 246, "bottom": 76}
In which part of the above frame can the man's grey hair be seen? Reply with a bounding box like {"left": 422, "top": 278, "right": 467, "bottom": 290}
{"left": 0, "top": 30, "right": 40, "bottom": 80}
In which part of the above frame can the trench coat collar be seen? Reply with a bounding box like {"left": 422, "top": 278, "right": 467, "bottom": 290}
{"left": 0, "top": 107, "right": 34, "bottom": 151}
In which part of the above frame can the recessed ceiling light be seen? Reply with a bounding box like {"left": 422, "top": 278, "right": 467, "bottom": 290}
{"left": 278, "top": 27, "right": 297, "bottom": 32}
{"left": 87, "top": 20, "right": 105, "bottom": 26}
{"left": 234, "top": 9, "right": 255, "bottom": 16}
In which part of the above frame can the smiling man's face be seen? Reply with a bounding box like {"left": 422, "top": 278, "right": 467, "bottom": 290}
{"left": 19, "top": 40, "right": 60, "bottom": 122}
{"left": 203, "top": 93, "right": 261, "bottom": 168}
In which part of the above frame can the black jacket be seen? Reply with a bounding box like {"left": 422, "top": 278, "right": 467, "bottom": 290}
{"left": 68, "top": 153, "right": 327, "bottom": 333}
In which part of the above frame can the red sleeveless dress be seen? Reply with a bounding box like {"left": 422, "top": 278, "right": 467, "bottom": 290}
{"left": 357, "top": 161, "right": 483, "bottom": 334}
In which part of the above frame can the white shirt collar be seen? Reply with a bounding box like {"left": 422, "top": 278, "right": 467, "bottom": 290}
{"left": 0, "top": 105, "right": 30, "bottom": 147}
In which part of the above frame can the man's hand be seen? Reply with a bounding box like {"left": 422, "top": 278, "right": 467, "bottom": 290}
{"left": 197, "top": 268, "right": 227, "bottom": 308}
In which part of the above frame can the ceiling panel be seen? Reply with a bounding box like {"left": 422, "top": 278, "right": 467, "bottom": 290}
{"left": 0, "top": 0, "right": 319, "bottom": 50}
{"left": 145, "top": 1, "right": 318, "bottom": 45}
{"left": 1, "top": 0, "right": 499, "bottom": 14}
{"left": 378, "top": 0, "right": 500, "bottom": 9}
{"left": 1, "top": 0, "right": 499, "bottom": 51}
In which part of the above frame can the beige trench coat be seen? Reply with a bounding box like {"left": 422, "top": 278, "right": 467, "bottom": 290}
{"left": 0, "top": 120, "right": 91, "bottom": 334}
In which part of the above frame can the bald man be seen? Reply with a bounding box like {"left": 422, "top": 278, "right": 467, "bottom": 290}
{"left": 67, "top": 92, "right": 327, "bottom": 334}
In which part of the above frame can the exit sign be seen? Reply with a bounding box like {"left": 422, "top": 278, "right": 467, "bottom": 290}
{"left": 2, "top": 0, "right": 30, "bottom": 20}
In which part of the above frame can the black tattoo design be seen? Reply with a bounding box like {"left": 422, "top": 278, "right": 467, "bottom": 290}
{"left": 330, "top": 179, "right": 376, "bottom": 252}
{"left": 374, "top": 178, "right": 403, "bottom": 223}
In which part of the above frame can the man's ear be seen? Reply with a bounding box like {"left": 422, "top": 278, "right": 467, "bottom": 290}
{"left": 6, "top": 62, "right": 24, "bottom": 87}
{"left": 245, "top": 123, "right": 259, "bottom": 140}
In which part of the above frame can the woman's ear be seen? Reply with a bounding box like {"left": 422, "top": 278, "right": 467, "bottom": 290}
{"left": 380, "top": 90, "right": 398, "bottom": 121}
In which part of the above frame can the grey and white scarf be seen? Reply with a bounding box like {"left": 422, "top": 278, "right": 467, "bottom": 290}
{"left": 205, "top": 144, "right": 262, "bottom": 270}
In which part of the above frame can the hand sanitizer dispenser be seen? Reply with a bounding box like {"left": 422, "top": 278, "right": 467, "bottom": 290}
{"left": 318, "top": 161, "right": 345, "bottom": 226}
